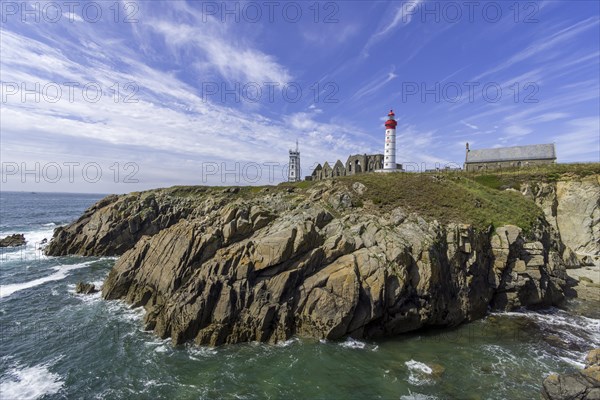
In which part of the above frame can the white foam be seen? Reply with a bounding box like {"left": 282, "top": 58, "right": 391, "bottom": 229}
{"left": 0, "top": 363, "right": 64, "bottom": 400}
{"left": 0, "top": 261, "right": 94, "bottom": 298}
{"left": 401, "top": 391, "right": 439, "bottom": 400}
{"left": 104, "top": 299, "right": 145, "bottom": 329}
{"left": 67, "top": 278, "right": 105, "bottom": 304}
{"left": 0, "top": 227, "right": 55, "bottom": 263}
{"left": 405, "top": 360, "right": 433, "bottom": 386}
{"left": 187, "top": 345, "right": 218, "bottom": 360}
{"left": 275, "top": 337, "right": 299, "bottom": 347}
{"left": 339, "top": 337, "right": 367, "bottom": 349}
{"left": 406, "top": 360, "right": 433, "bottom": 374}
{"left": 154, "top": 345, "right": 169, "bottom": 354}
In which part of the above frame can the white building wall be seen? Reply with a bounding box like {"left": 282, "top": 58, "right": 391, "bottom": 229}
{"left": 384, "top": 128, "right": 396, "bottom": 170}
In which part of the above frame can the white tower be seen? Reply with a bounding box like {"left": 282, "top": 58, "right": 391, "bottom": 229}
{"left": 288, "top": 140, "right": 301, "bottom": 182}
{"left": 383, "top": 109, "right": 397, "bottom": 170}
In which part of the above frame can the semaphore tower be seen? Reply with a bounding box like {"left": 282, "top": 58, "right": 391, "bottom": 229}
{"left": 288, "top": 140, "right": 301, "bottom": 182}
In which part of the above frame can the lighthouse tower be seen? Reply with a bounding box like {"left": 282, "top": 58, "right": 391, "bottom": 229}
{"left": 383, "top": 109, "right": 397, "bottom": 170}
{"left": 288, "top": 140, "right": 301, "bottom": 182}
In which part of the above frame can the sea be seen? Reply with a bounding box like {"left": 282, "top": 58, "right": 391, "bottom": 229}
{"left": 0, "top": 191, "right": 598, "bottom": 400}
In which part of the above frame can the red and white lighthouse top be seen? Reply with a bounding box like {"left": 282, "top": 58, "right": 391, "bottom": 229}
{"left": 385, "top": 109, "right": 397, "bottom": 129}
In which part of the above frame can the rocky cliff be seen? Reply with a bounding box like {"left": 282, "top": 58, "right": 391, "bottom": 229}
{"left": 522, "top": 175, "right": 600, "bottom": 263}
{"left": 46, "top": 170, "right": 588, "bottom": 346}
{"left": 46, "top": 191, "right": 196, "bottom": 256}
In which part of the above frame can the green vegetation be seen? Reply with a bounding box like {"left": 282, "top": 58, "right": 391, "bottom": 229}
{"left": 164, "top": 185, "right": 210, "bottom": 198}
{"left": 339, "top": 172, "right": 544, "bottom": 233}
{"left": 339, "top": 163, "right": 598, "bottom": 232}
{"left": 463, "top": 163, "right": 600, "bottom": 190}
{"left": 285, "top": 180, "right": 319, "bottom": 190}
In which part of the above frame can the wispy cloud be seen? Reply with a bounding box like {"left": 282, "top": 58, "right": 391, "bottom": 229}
{"left": 473, "top": 17, "right": 600, "bottom": 81}
{"left": 0, "top": 23, "right": 368, "bottom": 189}
{"left": 553, "top": 118, "right": 600, "bottom": 162}
{"left": 362, "top": 0, "right": 424, "bottom": 55}
{"left": 351, "top": 67, "right": 398, "bottom": 100}
{"left": 461, "top": 121, "right": 478, "bottom": 130}
{"left": 146, "top": 19, "right": 292, "bottom": 85}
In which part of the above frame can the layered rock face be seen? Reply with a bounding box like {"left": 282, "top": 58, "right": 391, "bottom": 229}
{"left": 90, "top": 185, "right": 569, "bottom": 346}
{"left": 523, "top": 175, "right": 600, "bottom": 261}
{"left": 46, "top": 192, "right": 195, "bottom": 256}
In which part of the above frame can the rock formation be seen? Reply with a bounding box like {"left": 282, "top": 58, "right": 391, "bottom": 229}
{"left": 0, "top": 233, "right": 26, "bottom": 247}
{"left": 45, "top": 170, "right": 599, "bottom": 347}
{"left": 46, "top": 191, "right": 195, "bottom": 256}
{"left": 542, "top": 348, "right": 600, "bottom": 400}
{"left": 522, "top": 175, "right": 600, "bottom": 263}
{"left": 75, "top": 282, "right": 97, "bottom": 294}
{"left": 522, "top": 175, "right": 600, "bottom": 301}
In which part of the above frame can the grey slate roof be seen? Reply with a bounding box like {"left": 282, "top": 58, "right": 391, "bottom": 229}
{"left": 466, "top": 144, "right": 556, "bottom": 163}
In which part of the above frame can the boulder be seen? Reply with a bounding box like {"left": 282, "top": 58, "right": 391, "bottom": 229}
{"left": 0, "top": 233, "right": 26, "bottom": 247}
{"left": 75, "top": 282, "right": 97, "bottom": 295}
{"left": 352, "top": 182, "right": 367, "bottom": 195}
{"left": 542, "top": 348, "right": 600, "bottom": 400}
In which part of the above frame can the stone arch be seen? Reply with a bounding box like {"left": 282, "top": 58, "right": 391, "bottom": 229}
{"left": 354, "top": 160, "right": 361, "bottom": 173}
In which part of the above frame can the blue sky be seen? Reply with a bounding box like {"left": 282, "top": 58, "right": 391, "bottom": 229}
{"left": 1, "top": 0, "right": 599, "bottom": 193}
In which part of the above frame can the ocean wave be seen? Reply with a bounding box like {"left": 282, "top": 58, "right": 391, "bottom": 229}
{"left": 339, "top": 337, "right": 367, "bottom": 349}
{"left": 0, "top": 363, "right": 64, "bottom": 400}
{"left": 405, "top": 360, "right": 433, "bottom": 386}
{"left": 0, "top": 227, "right": 55, "bottom": 262}
{"left": 336, "top": 337, "right": 379, "bottom": 351}
{"left": 498, "top": 308, "right": 600, "bottom": 337}
{"left": 401, "top": 391, "right": 439, "bottom": 400}
{"left": 104, "top": 299, "right": 145, "bottom": 324}
{"left": 0, "top": 261, "right": 95, "bottom": 299}
{"left": 275, "top": 337, "right": 300, "bottom": 347}
{"left": 187, "top": 345, "right": 219, "bottom": 360}
{"left": 495, "top": 308, "right": 600, "bottom": 361}
{"left": 67, "top": 278, "right": 106, "bottom": 303}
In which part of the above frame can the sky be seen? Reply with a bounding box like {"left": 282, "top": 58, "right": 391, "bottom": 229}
{"left": 1, "top": 0, "right": 599, "bottom": 193}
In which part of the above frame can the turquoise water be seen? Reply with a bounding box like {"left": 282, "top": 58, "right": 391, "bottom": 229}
{"left": 1, "top": 192, "right": 598, "bottom": 399}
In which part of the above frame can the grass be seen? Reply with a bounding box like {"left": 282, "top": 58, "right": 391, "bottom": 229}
{"left": 462, "top": 162, "right": 600, "bottom": 190}
{"left": 338, "top": 172, "right": 544, "bottom": 233}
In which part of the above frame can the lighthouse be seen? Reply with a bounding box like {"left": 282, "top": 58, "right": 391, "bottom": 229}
{"left": 383, "top": 109, "right": 397, "bottom": 170}
{"left": 288, "top": 140, "right": 301, "bottom": 182}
